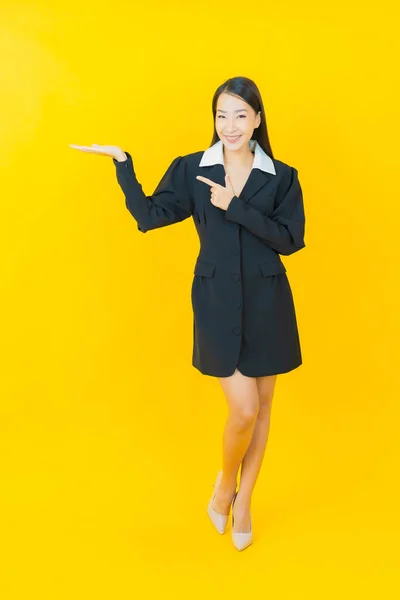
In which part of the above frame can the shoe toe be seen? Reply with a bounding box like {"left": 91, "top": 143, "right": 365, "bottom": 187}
{"left": 232, "top": 531, "right": 253, "bottom": 551}
{"left": 207, "top": 498, "right": 228, "bottom": 534}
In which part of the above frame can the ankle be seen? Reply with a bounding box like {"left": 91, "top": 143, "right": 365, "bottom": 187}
{"left": 219, "top": 478, "right": 237, "bottom": 495}
{"left": 235, "top": 490, "right": 252, "bottom": 506}
{"left": 221, "top": 470, "right": 237, "bottom": 486}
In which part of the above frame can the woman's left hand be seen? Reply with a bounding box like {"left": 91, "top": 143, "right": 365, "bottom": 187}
{"left": 196, "top": 174, "right": 235, "bottom": 210}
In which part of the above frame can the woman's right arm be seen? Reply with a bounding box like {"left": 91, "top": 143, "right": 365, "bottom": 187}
{"left": 113, "top": 151, "right": 194, "bottom": 233}
{"left": 69, "top": 143, "right": 194, "bottom": 233}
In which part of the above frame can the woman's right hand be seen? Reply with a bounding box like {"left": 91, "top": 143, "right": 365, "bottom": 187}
{"left": 69, "top": 144, "right": 127, "bottom": 162}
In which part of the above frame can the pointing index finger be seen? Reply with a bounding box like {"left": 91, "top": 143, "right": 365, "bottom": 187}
{"left": 196, "top": 175, "right": 218, "bottom": 187}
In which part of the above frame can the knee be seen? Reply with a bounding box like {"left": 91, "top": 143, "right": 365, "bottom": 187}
{"left": 258, "top": 392, "right": 273, "bottom": 410}
{"left": 231, "top": 404, "right": 259, "bottom": 430}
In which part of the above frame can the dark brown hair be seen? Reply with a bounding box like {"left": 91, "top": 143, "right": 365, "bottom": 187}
{"left": 209, "top": 76, "right": 274, "bottom": 159}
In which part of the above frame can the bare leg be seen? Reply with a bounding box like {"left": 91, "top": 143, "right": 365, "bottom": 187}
{"left": 233, "top": 374, "right": 278, "bottom": 532}
{"left": 212, "top": 368, "right": 260, "bottom": 516}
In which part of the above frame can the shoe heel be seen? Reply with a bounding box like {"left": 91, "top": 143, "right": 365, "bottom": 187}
{"left": 207, "top": 470, "right": 229, "bottom": 535}
{"left": 231, "top": 491, "right": 253, "bottom": 551}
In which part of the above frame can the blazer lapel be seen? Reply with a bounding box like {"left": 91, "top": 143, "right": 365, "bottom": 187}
{"left": 198, "top": 164, "right": 273, "bottom": 205}
{"left": 198, "top": 164, "right": 226, "bottom": 191}
{"left": 198, "top": 139, "right": 276, "bottom": 205}
{"left": 239, "top": 169, "right": 272, "bottom": 204}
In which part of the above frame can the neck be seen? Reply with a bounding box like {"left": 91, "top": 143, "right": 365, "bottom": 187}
{"left": 223, "top": 140, "right": 254, "bottom": 168}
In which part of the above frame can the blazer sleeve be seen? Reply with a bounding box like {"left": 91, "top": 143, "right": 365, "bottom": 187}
{"left": 224, "top": 166, "right": 306, "bottom": 255}
{"left": 113, "top": 152, "right": 194, "bottom": 233}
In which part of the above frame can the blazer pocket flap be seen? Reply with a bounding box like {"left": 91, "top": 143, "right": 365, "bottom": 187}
{"left": 259, "top": 260, "right": 286, "bottom": 277}
{"left": 194, "top": 258, "right": 216, "bottom": 278}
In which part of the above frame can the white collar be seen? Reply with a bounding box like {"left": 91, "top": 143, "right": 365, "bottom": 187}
{"left": 199, "top": 139, "right": 276, "bottom": 175}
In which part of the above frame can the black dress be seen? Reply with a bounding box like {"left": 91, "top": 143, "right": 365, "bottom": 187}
{"left": 113, "top": 141, "right": 306, "bottom": 377}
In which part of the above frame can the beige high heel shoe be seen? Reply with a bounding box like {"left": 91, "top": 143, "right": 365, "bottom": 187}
{"left": 231, "top": 491, "right": 253, "bottom": 551}
{"left": 207, "top": 470, "right": 230, "bottom": 534}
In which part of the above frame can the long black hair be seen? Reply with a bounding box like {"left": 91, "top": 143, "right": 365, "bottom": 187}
{"left": 209, "top": 76, "right": 274, "bottom": 160}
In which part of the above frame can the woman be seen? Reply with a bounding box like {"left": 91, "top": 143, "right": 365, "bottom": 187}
{"left": 70, "top": 76, "right": 306, "bottom": 551}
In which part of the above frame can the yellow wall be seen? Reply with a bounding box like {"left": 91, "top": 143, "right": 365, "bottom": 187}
{"left": 1, "top": 0, "right": 399, "bottom": 597}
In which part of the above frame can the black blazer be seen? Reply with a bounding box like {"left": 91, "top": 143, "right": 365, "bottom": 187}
{"left": 112, "top": 147, "right": 306, "bottom": 377}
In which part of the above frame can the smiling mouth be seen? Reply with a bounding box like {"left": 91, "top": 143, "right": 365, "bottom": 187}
{"left": 225, "top": 135, "right": 242, "bottom": 142}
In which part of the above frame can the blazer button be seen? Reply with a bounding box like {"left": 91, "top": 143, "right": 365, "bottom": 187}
{"left": 236, "top": 301, "right": 241, "bottom": 309}
{"left": 232, "top": 326, "right": 241, "bottom": 335}
{"left": 231, "top": 273, "right": 241, "bottom": 281}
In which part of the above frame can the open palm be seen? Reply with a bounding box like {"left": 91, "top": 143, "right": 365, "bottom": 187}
{"left": 69, "top": 144, "right": 126, "bottom": 161}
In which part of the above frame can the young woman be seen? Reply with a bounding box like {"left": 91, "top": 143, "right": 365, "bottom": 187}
{"left": 70, "top": 76, "right": 306, "bottom": 551}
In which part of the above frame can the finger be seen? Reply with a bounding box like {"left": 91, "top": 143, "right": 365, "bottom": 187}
{"left": 196, "top": 176, "right": 218, "bottom": 187}
{"left": 69, "top": 145, "right": 108, "bottom": 155}
{"left": 70, "top": 144, "right": 101, "bottom": 150}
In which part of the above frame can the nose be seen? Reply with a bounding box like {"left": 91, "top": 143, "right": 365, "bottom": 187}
{"left": 223, "top": 115, "right": 239, "bottom": 132}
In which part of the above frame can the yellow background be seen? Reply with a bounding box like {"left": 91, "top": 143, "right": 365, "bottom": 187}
{"left": 1, "top": 0, "right": 399, "bottom": 597}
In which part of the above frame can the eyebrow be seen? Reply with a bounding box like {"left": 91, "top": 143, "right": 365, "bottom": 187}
{"left": 217, "top": 109, "right": 248, "bottom": 113}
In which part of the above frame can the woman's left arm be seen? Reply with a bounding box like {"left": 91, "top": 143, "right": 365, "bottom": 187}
{"left": 224, "top": 166, "right": 306, "bottom": 255}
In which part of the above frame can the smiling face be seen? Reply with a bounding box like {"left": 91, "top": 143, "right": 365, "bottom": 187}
{"left": 215, "top": 92, "right": 261, "bottom": 150}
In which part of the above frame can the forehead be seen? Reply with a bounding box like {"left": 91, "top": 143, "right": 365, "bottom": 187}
{"left": 216, "top": 93, "right": 249, "bottom": 111}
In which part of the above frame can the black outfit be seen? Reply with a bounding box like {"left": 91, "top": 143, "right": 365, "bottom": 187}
{"left": 113, "top": 148, "right": 306, "bottom": 377}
